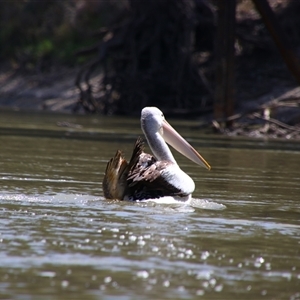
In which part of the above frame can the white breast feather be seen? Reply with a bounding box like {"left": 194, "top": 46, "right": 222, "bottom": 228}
{"left": 161, "top": 164, "right": 195, "bottom": 195}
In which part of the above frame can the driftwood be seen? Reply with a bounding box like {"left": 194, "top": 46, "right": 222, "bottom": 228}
{"left": 212, "top": 96, "right": 300, "bottom": 139}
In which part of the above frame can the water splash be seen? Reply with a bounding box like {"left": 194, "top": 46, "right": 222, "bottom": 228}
{"left": 190, "top": 198, "right": 226, "bottom": 210}
{"left": 138, "top": 196, "right": 226, "bottom": 211}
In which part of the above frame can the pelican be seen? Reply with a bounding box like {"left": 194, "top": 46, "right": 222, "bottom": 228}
{"left": 102, "top": 107, "right": 211, "bottom": 201}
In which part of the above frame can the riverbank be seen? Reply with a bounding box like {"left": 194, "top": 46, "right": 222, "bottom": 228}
{"left": 0, "top": 66, "right": 81, "bottom": 113}
{"left": 1, "top": 66, "right": 300, "bottom": 140}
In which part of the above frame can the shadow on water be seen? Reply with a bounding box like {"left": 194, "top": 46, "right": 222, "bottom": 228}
{"left": 0, "top": 109, "right": 299, "bottom": 299}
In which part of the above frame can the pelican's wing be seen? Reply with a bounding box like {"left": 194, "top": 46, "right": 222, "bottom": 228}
{"left": 102, "top": 150, "right": 129, "bottom": 200}
{"left": 127, "top": 158, "right": 185, "bottom": 200}
{"left": 102, "top": 137, "right": 144, "bottom": 200}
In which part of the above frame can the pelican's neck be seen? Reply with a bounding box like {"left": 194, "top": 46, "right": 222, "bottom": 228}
{"left": 144, "top": 130, "right": 177, "bottom": 164}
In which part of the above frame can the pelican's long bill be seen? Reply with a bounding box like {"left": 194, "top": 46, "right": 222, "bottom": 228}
{"left": 161, "top": 120, "right": 211, "bottom": 170}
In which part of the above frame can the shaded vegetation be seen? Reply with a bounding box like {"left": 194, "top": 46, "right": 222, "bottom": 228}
{"left": 73, "top": 0, "right": 300, "bottom": 119}
{"left": 75, "top": 0, "right": 216, "bottom": 114}
{"left": 1, "top": 0, "right": 300, "bottom": 140}
{"left": 0, "top": 0, "right": 125, "bottom": 70}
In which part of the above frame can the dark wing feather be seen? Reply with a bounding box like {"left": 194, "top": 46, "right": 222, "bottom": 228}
{"left": 102, "top": 150, "right": 129, "bottom": 199}
{"left": 102, "top": 137, "right": 144, "bottom": 200}
{"left": 127, "top": 156, "right": 184, "bottom": 200}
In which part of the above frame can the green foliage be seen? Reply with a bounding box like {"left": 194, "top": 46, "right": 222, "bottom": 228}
{"left": 0, "top": 0, "right": 120, "bottom": 70}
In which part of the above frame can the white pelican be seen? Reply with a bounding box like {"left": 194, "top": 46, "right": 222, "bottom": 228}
{"left": 102, "top": 107, "right": 211, "bottom": 201}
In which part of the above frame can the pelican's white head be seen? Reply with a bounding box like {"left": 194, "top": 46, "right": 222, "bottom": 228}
{"left": 140, "top": 107, "right": 211, "bottom": 170}
{"left": 141, "top": 106, "right": 165, "bottom": 135}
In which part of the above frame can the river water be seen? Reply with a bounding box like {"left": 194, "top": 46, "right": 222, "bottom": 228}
{"left": 0, "top": 109, "right": 299, "bottom": 299}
